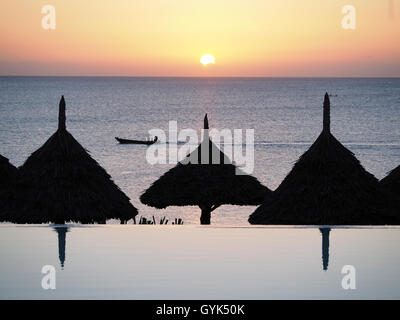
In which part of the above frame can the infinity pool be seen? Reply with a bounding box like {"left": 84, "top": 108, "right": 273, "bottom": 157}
{"left": 0, "top": 225, "right": 399, "bottom": 299}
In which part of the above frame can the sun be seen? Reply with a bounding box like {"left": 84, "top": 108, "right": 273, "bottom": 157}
{"left": 200, "top": 54, "right": 215, "bottom": 66}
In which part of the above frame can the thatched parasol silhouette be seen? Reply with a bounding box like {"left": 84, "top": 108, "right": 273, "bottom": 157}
{"left": 140, "top": 114, "right": 270, "bottom": 224}
{"left": 380, "top": 165, "right": 400, "bottom": 222}
{"left": 249, "top": 93, "right": 381, "bottom": 225}
{"left": 5, "top": 96, "right": 138, "bottom": 224}
{"left": 0, "top": 154, "right": 18, "bottom": 221}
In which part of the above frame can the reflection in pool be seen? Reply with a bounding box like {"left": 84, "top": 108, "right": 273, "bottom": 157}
{"left": 51, "top": 226, "right": 334, "bottom": 272}
{"left": 54, "top": 227, "right": 69, "bottom": 269}
{"left": 0, "top": 225, "right": 399, "bottom": 299}
{"left": 320, "top": 228, "right": 331, "bottom": 271}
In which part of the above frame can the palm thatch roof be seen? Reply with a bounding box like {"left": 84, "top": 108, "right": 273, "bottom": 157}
{"left": 5, "top": 96, "right": 138, "bottom": 224}
{"left": 0, "top": 154, "right": 18, "bottom": 221}
{"left": 380, "top": 165, "right": 400, "bottom": 220}
{"left": 249, "top": 93, "right": 383, "bottom": 225}
{"left": 0, "top": 154, "right": 18, "bottom": 191}
{"left": 140, "top": 114, "right": 271, "bottom": 224}
{"left": 380, "top": 165, "right": 400, "bottom": 194}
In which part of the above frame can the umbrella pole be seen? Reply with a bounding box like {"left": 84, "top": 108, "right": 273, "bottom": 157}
{"left": 200, "top": 205, "right": 211, "bottom": 225}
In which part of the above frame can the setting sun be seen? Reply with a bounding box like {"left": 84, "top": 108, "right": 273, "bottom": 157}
{"left": 200, "top": 54, "right": 215, "bottom": 66}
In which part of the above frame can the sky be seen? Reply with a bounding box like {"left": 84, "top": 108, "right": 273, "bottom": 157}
{"left": 0, "top": 0, "right": 399, "bottom": 77}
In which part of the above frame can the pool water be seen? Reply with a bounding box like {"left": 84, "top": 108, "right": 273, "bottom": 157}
{"left": 0, "top": 225, "right": 399, "bottom": 299}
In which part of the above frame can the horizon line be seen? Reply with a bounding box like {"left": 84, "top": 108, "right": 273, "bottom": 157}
{"left": 1, "top": 75, "right": 400, "bottom": 79}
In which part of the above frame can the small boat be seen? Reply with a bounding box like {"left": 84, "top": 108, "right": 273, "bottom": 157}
{"left": 115, "top": 136, "right": 158, "bottom": 145}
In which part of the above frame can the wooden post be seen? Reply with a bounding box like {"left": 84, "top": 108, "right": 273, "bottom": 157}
{"left": 200, "top": 205, "right": 211, "bottom": 225}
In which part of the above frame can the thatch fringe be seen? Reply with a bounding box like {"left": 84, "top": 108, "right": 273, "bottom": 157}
{"left": 0, "top": 154, "right": 18, "bottom": 221}
{"left": 379, "top": 165, "right": 400, "bottom": 220}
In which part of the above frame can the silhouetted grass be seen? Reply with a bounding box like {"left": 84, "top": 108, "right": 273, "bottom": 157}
{"left": 133, "top": 215, "right": 183, "bottom": 225}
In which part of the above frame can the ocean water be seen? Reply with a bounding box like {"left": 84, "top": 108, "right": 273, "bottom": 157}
{"left": 0, "top": 77, "right": 399, "bottom": 225}
{"left": 1, "top": 225, "right": 400, "bottom": 299}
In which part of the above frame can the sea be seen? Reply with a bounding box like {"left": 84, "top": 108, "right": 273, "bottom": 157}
{"left": 0, "top": 77, "right": 399, "bottom": 225}
{"left": 0, "top": 77, "right": 400, "bottom": 299}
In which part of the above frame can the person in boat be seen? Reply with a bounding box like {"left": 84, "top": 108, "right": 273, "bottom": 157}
{"left": 115, "top": 135, "right": 158, "bottom": 145}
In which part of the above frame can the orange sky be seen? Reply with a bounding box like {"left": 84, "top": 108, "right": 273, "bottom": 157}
{"left": 0, "top": 0, "right": 399, "bottom": 77}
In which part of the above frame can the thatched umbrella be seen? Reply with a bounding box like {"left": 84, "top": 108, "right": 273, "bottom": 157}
{"left": 249, "top": 93, "right": 382, "bottom": 225}
{"left": 0, "top": 154, "right": 18, "bottom": 221}
{"left": 379, "top": 165, "right": 400, "bottom": 222}
{"left": 140, "top": 114, "right": 270, "bottom": 224}
{"left": 5, "top": 96, "right": 138, "bottom": 224}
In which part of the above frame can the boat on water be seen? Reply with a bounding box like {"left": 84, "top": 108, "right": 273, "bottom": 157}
{"left": 115, "top": 136, "right": 158, "bottom": 145}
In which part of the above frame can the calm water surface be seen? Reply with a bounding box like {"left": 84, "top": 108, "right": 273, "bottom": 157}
{"left": 0, "top": 77, "right": 399, "bottom": 224}
{"left": 0, "top": 225, "right": 399, "bottom": 299}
